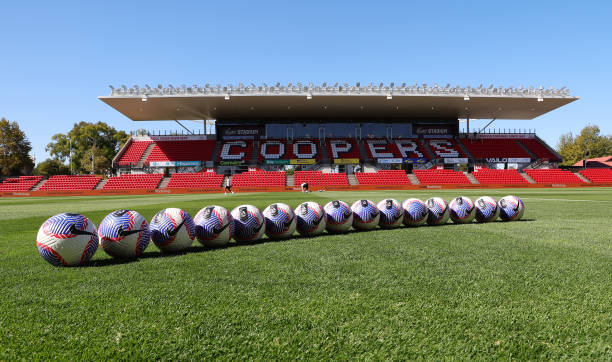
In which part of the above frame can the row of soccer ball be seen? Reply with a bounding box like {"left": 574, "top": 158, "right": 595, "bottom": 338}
{"left": 36, "top": 195, "right": 524, "bottom": 267}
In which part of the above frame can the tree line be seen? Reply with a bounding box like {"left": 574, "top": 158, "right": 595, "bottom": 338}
{"left": 0, "top": 118, "right": 611, "bottom": 178}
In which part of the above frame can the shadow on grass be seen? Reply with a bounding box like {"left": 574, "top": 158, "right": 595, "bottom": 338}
{"left": 83, "top": 218, "right": 536, "bottom": 267}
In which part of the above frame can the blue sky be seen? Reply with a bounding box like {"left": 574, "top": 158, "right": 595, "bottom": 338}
{"left": 0, "top": 0, "right": 610, "bottom": 163}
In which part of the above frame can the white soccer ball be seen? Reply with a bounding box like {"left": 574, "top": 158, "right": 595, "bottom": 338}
{"left": 448, "top": 196, "right": 476, "bottom": 224}
{"left": 231, "top": 204, "right": 265, "bottom": 243}
{"left": 194, "top": 205, "right": 233, "bottom": 247}
{"left": 377, "top": 199, "right": 403, "bottom": 228}
{"left": 425, "top": 197, "right": 449, "bottom": 226}
{"left": 149, "top": 208, "right": 195, "bottom": 252}
{"left": 351, "top": 199, "right": 380, "bottom": 230}
{"left": 401, "top": 198, "right": 428, "bottom": 226}
{"left": 36, "top": 213, "right": 98, "bottom": 266}
{"left": 98, "top": 209, "right": 150, "bottom": 259}
{"left": 475, "top": 196, "right": 500, "bottom": 223}
{"left": 294, "top": 201, "right": 326, "bottom": 236}
{"left": 324, "top": 200, "right": 353, "bottom": 233}
{"left": 498, "top": 195, "right": 525, "bottom": 221}
{"left": 263, "top": 203, "right": 296, "bottom": 239}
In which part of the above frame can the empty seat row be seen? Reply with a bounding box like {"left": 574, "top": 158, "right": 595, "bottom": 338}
{"left": 0, "top": 176, "right": 43, "bottom": 191}
{"left": 294, "top": 171, "right": 349, "bottom": 186}
{"left": 116, "top": 141, "right": 151, "bottom": 166}
{"left": 259, "top": 139, "right": 321, "bottom": 161}
{"left": 472, "top": 169, "right": 529, "bottom": 184}
{"left": 166, "top": 172, "right": 224, "bottom": 189}
{"left": 146, "top": 140, "right": 215, "bottom": 164}
{"left": 460, "top": 138, "right": 530, "bottom": 159}
{"left": 102, "top": 174, "right": 164, "bottom": 190}
{"left": 579, "top": 168, "right": 612, "bottom": 183}
{"left": 231, "top": 171, "right": 286, "bottom": 187}
{"left": 524, "top": 169, "right": 584, "bottom": 184}
{"left": 355, "top": 170, "right": 412, "bottom": 185}
{"left": 413, "top": 169, "right": 472, "bottom": 185}
{"left": 39, "top": 175, "right": 102, "bottom": 191}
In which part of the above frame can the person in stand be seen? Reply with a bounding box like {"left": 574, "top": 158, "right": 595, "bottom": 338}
{"left": 301, "top": 182, "right": 309, "bottom": 193}
{"left": 224, "top": 176, "right": 234, "bottom": 194}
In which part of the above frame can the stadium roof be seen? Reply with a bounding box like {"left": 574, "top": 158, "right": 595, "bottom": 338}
{"left": 99, "top": 83, "right": 578, "bottom": 121}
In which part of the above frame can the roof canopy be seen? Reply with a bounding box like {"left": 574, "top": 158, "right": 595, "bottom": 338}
{"left": 99, "top": 83, "right": 578, "bottom": 121}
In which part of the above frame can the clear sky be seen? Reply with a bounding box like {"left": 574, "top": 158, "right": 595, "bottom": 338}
{"left": 0, "top": 0, "right": 610, "bottom": 163}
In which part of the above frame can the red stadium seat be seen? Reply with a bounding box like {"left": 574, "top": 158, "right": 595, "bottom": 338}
{"left": 326, "top": 138, "right": 362, "bottom": 160}
{"left": 39, "top": 175, "right": 102, "bottom": 191}
{"left": 472, "top": 169, "right": 529, "bottom": 184}
{"left": 413, "top": 169, "right": 471, "bottom": 185}
{"left": 0, "top": 176, "right": 43, "bottom": 191}
{"left": 166, "top": 172, "right": 224, "bottom": 189}
{"left": 520, "top": 138, "right": 561, "bottom": 161}
{"left": 579, "top": 169, "right": 612, "bottom": 183}
{"left": 294, "top": 171, "right": 349, "bottom": 186}
{"left": 524, "top": 169, "right": 584, "bottom": 184}
{"left": 426, "top": 139, "right": 466, "bottom": 159}
{"left": 102, "top": 174, "right": 164, "bottom": 190}
{"left": 460, "top": 138, "right": 530, "bottom": 160}
{"left": 355, "top": 170, "right": 412, "bottom": 185}
{"left": 259, "top": 139, "right": 321, "bottom": 162}
{"left": 218, "top": 140, "right": 254, "bottom": 164}
{"left": 146, "top": 140, "right": 215, "bottom": 165}
{"left": 231, "top": 171, "right": 286, "bottom": 187}
{"left": 363, "top": 138, "right": 428, "bottom": 160}
{"left": 116, "top": 141, "right": 152, "bottom": 166}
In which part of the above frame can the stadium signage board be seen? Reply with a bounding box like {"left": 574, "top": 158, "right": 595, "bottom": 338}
{"left": 333, "top": 158, "right": 360, "bottom": 164}
{"left": 443, "top": 158, "right": 469, "bottom": 164}
{"left": 486, "top": 157, "right": 531, "bottom": 163}
{"left": 220, "top": 125, "right": 264, "bottom": 139}
{"left": 377, "top": 158, "right": 403, "bottom": 164}
{"left": 219, "top": 160, "right": 245, "bottom": 166}
{"left": 415, "top": 125, "right": 455, "bottom": 135}
{"left": 149, "top": 161, "right": 201, "bottom": 167}
{"left": 402, "top": 157, "right": 428, "bottom": 164}
{"left": 265, "top": 159, "right": 290, "bottom": 165}
{"left": 290, "top": 159, "right": 316, "bottom": 165}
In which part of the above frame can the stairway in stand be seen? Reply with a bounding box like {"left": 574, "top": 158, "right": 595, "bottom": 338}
{"left": 347, "top": 174, "right": 358, "bottom": 186}
{"left": 157, "top": 176, "right": 171, "bottom": 189}
{"left": 465, "top": 172, "right": 479, "bottom": 184}
{"left": 95, "top": 178, "right": 109, "bottom": 190}
{"left": 31, "top": 178, "right": 48, "bottom": 191}
{"left": 520, "top": 172, "right": 535, "bottom": 183}
{"left": 574, "top": 172, "right": 591, "bottom": 183}
{"left": 136, "top": 143, "right": 155, "bottom": 168}
{"left": 407, "top": 173, "right": 420, "bottom": 185}
{"left": 286, "top": 174, "right": 295, "bottom": 186}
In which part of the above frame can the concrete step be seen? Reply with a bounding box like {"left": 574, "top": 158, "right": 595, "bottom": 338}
{"left": 357, "top": 140, "right": 371, "bottom": 163}
{"left": 516, "top": 139, "right": 538, "bottom": 160}
{"left": 286, "top": 174, "right": 294, "bottom": 186}
{"left": 319, "top": 141, "right": 330, "bottom": 164}
{"left": 407, "top": 173, "right": 420, "bottom": 185}
{"left": 465, "top": 172, "right": 479, "bottom": 184}
{"left": 31, "top": 178, "right": 47, "bottom": 191}
{"left": 210, "top": 141, "right": 221, "bottom": 165}
{"left": 520, "top": 172, "right": 536, "bottom": 184}
{"left": 347, "top": 174, "right": 358, "bottom": 186}
{"left": 250, "top": 140, "right": 260, "bottom": 165}
{"left": 455, "top": 138, "right": 476, "bottom": 163}
{"left": 136, "top": 143, "right": 156, "bottom": 168}
{"left": 95, "top": 178, "right": 109, "bottom": 190}
{"left": 420, "top": 140, "right": 437, "bottom": 161}
{"left": 158, "top": 176, "right": 171, "bottom": 189}
{"left": 574, "top": 172, "right": 591, "bottom": 183}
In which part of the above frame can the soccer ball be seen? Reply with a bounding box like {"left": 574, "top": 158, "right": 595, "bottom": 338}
{"left": 498, "top": 195, "right": 525, "bottom": 221}
{"left": 36, "top": 213, "right": 98, "bottom": 266}
{"left": 324, "top": 200, "right": 353, "bottom": 233}
{"left": 377, "top": 199, "right": 403, "bottom": 228}
{"left": 149, "top": 208, "right": 195, "bottom": 252}
{"left": 231, "top": 204, "right": 265, "bottom": 243}
{"left": 425, "top": 197, "right": 449, "bottom": 225}
{"left": 294, "top": 201, "right": 326, "bottom": 236}
{"left": 448, "top": 196, "right": 476, "bottom": 224}
{"left": 475, "top": 196, "right": 500, "bottom": 223}
{"left": 98, "top": 209, "right": 150, "bottom": 259}
{"left": 263, "top": 203, "right": 296, "bottom": 239}
{"left": 194, "top": 205, "right": 233, "bottom": 247}
{"left": 402, "top": 198, "right": 428, "bottom": 226}
{"left": 351, "top": 199, "right": 379, "bottom": 230}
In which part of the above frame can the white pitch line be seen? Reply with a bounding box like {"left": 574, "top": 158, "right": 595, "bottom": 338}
{"left": 522, "top": 197, "right": 612, "bottom": 203}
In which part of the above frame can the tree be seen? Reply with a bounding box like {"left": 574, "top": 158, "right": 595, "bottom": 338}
{"left": 46, "top": 122, "right": 129, "bottom": 174}
{"left": 557, "top": 125, "right": 612, "bottom": 166}
{"left": 33, "top": 158, "right": 71, "bottom": 176}
{"left": 0, "top": 118, "right": 34, "bottom": 176}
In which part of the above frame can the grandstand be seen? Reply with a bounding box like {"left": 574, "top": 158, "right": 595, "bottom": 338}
{"left": 1, "top": 81, "right": 598, "bottom": 196}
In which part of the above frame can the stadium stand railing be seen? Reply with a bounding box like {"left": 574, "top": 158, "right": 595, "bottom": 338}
{"left": 472, "top": 169, "right": 529, "bottom": 185}
{"left": 0, "top": 176, "right": 43, "bottom": 191}
{"left": 524, "top": 169, "right": 584, "bottom": 184}
{"left": 166, "top": 172, "right": 224, "bottom": 189}
{"left": 413, "top": 169, "right": 472, "bottom": 184}
{"left": 294, "top": 171, "right": 349, "bottom": 186}
{"left": 231, "top": 170, "right": 286, "bottom": 187}
{"left": 39, "top": 175, "right": 102, "bottom": 191}
{"left": 355, "top": 170, "right": 413, "bottom": 185}
{"left": 578, "top": 168, "right": 612, "bottom": 184}
{"left": 102, "top": 174, "right": 164, "bottom": 190}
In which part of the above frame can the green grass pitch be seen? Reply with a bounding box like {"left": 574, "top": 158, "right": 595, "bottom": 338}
{"left": 1, "top": 188, "right": 612, "bottom": 359}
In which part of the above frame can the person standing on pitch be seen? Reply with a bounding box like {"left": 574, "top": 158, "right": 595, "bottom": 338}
{"left": 224, "top": 176, "right": 234, "bottom": 194}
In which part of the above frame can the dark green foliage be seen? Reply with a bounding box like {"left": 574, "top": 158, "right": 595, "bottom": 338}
{"left": 1, "top": 188, "right": 611, "bottom": 359}
{"left": 33, "top": 158, "right": 71, "bottom": 176}
{"left": 0, "top": 118, "right": 34, "bottom": 176}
